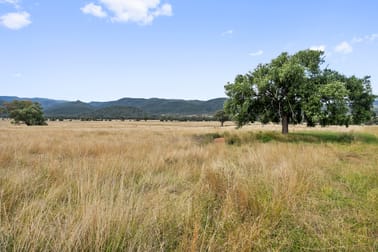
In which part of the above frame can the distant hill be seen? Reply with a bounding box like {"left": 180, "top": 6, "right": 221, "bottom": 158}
{"left": 1, "top": 96, "right": 227, "bottom": 119}
{"left": 44, "top": 101, "right": 95, "bottom": 118}
{"left": 0, "top": 96, "right": 67, "bottom": 109}
{"left": 44, "top": 101, "right": 148, "bottom": 119}
{"left": 83, "top": 106, "right": 146, "bottom": 119}
{"left": 89, "top": 97, "right": 226, "bottom": 115}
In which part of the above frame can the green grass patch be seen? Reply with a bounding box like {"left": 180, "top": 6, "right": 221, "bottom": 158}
{"left": 290, "top": 131, "right": 355, "bottom": 143}
{"left": 219, "top": 131, "right": 378, "bottom": 145}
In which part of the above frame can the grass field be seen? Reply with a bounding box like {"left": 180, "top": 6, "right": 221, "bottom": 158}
{"left": 0, "top": 120, "right": 377, "bottom": 251}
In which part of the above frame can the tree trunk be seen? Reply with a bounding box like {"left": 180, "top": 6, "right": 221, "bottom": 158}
{"left": 281, "top": 114, "right": 289, "bottom": 134}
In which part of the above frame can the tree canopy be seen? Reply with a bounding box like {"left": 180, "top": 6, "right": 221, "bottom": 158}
{"left": 224, "top": 50, "right": 374, "bottom": 134}
{"left": 2, "top": 100, "right": 47, "bottom": 126}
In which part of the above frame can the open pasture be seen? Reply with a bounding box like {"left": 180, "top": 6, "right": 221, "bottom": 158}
{"left": 0, "top": 120, "right": 377, "bottom": 251}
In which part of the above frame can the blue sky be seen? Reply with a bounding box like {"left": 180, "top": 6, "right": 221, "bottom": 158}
{"left": 1, "top": 0, "right": 378, "bottom": 101}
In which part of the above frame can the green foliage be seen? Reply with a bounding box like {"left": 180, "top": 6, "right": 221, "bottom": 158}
{"left": 225, "top": 50, "right": 375, "bottom": 133}
{"left": 320, "top": 71, "right": 375, "bottom": 124}
{"left": 318, "top": 81, "right": 350, "bottom": 126}
{"left": 224, "top": 74, "right": 258, "bottom": 127}
{"left": 3, "top": 100, "right": 47, "bottom": 126}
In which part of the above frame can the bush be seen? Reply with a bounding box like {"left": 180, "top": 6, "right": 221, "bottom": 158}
{"left": 3, "top": 100, "right": 47, "bottom": 126}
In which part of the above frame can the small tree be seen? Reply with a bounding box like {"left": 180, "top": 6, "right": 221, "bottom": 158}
{"left": 3, "top": 100, "right": 47, "bottom": 126}
{"left": 214, "top": 110, "right": 229, "bottom": 127}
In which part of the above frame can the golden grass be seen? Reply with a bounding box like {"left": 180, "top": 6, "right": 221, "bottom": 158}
{"left": 0, "top": 120, "right": 377, "bottom": 251}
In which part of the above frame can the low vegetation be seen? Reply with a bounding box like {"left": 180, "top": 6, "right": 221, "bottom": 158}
{"left": 0, "top": 121, "right": 377, "bottom": 251}
{"left": 198, "top": 130, "right": 378, "bottom": 145}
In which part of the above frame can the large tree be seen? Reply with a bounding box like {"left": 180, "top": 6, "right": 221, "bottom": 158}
{"left": 224, "top": 50, "right": 374, "bottom": 134}
{"left": 3, "top": 100, "right": 47, "bottom": 126}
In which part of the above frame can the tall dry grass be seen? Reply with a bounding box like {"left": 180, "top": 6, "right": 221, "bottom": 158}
{"left": 0, "top": 120, "right": 377, "bottom": 251}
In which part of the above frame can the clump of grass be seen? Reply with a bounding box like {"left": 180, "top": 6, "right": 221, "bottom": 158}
{"left": 223, "top": 131, "right": 241, "bottom": 145}
{"left": 192, "top": 132, "right": 223, "bottom": 145}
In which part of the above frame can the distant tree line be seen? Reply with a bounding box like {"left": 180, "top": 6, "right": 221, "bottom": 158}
{"left": 46, "top": 115, "right": 216, "bottom": 122}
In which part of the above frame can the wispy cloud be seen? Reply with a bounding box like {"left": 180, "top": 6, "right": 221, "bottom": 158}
{"left": 0, "top": 11, "right": 31, "bottom": 30}
{"left": 352, "top": 33, "right": 378, "bottom": 44}
{"left": 310, "top": 45, "right": 326, "bottom": 52}
{"left": 81, "top": 0, "right": 173, "bottom": 25}
{"left": 249, "top": 50, "right": 264, "bottom": 57}
{"left": 334, "top": 41, "right": 353, "bottom": 54}
{"left": 81, "top": 3, "right": 107, "bottom": 18}
{"left": 221, "top": 29, "right": 233, "bottom": 36}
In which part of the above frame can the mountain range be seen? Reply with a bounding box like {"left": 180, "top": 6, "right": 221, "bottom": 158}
{"left": 1, "top": 96, "right": 377, "bottom": 120}
{"left": 0, "top": 96, "right": 227, "bottom": 119}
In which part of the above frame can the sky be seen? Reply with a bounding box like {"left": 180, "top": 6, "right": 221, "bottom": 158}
{"left": 1, "top": 0, "right": 378, "bottom": 102}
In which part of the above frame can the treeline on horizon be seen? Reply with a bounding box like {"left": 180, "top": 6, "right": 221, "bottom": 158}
{"left": 1, "top": 101, "right": 378, "bottom": 125}
{"left": 46, "top": 115, "right": 216, "bottom": 122}
{"left": 0, "top": 107, "right": 219, "bottom": 122}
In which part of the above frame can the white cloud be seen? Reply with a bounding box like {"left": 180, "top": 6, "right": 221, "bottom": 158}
{"left": 334, "top": 41, "right": 353, "bottom": 54}
{"left": 83, "top": 0, "right": 173, "bottom": 25}
{"left": 310, "top": 45, "right": 326, "bottom": 52}
{"left": 153, "top": 3, "right": 172, "bottom": 17}
{"left": 352, "top": 33, "right": 378, "bottom": 44}
{"left": 81, "top": 3, "right": 108, "bottom": 18}
{"left": 221, "top": 29, "right": 233, "bottom": 36}
{"left": 0, "top": 11, "right": 31, "bottom": 30}
{"left": 249, "top": 50, "right": 264, "bottom": 57}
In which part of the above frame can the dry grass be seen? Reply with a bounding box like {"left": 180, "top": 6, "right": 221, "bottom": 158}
{"left": 0, "top": 120, "right": 377, "bottom": 251}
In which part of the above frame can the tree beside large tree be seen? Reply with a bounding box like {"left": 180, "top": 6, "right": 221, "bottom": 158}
{"left": 224, "top": 50, "right": 374, "bottom": 134}
{"left": 214, "top": 109, "right": 229, "bottom": 127}
{"left": 2, "top": 100, "right": 47, "bottom": 126}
